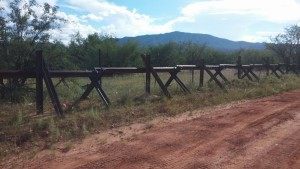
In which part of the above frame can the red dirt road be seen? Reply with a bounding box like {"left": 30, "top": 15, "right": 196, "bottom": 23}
{"left": 5, "top": 90, "right": 300, "bottom": 169}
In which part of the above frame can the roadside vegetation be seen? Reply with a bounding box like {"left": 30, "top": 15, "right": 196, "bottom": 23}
{"left": 0, "top": 73, "right": 300, "bottom": 160}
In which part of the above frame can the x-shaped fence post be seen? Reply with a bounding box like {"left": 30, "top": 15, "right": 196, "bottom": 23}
{"left": 277, "top": 65, "right": 285, "bottom": 74}
{"left": 270, "top": 65, "right": 285, "bottom": 78}
{"left": 55, "top": 78, "right": 70, "bottom": 88}
{"left": 141, "top": 54, "right": 171, "bottom": 98}
{"left": 285, "top": 64, "right": 297, "bottom": 74}
{"left": 208, "top": 66, "right": 229, "bottom": 84}
{"left": 243, "top": 65, "right": 259, "bottom": 81}
{"left": 240, "top": 66, "right": 259, "bottom": 81}
{"left": 164, "top": 67, "right": 191, "bottom": 94}
{"left": 263, "top": 58, "right": 285, "bottom": 78}
{"left": 205, "top": 67, "right": 225, "bottom": 89}
{"left": 35, "top": 50, "right": 64, "bottom": 117}
{"left": 248, "top": 66, "right": 259, "bottom": 81}
{"left": 240, "top": 67, "right": 253, "bottom": 81}
{"left": 66, "top": 68, "right": 110, "bottom": 112}
{"left": 89, "top": 69, "right": 110, "bottom": 107}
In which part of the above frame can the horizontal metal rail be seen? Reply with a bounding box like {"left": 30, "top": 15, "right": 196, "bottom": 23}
{"left": 1, "top": 63, "right": 297, "bottom": 78}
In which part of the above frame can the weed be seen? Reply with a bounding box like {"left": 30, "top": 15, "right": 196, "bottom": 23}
{"left": 0, "top": 73, "right": 300, "bottom": 161}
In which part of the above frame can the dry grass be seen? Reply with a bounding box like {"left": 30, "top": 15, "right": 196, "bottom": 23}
{"left": 0, "top": 70, "right": 299, "bottom": 160}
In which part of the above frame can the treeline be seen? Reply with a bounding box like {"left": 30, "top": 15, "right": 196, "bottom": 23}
{"left": 38, "top": 33, "right": 276, "bottom": 70}
{"left": 0, "top": 0, "right": 296, "bottom": 72}
{"left": 0, "top": 29, "right": 280, "bottom": 70}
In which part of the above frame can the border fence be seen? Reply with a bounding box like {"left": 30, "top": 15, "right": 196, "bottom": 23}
{"left": 0, "top": 50, "right": 299, "bottom": 117}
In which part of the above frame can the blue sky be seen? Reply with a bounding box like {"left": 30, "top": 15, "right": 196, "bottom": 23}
{"left": 2, "top": 0, "right": 299, "bottom": 43}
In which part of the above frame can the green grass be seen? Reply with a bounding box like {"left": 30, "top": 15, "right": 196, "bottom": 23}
{"left": 0, "top": 71, "right": 300, "bottom": 161}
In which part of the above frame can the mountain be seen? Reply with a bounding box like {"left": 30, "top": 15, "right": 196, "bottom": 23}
{"left": 118, "top": 31, "right": 265, "bottom": 51}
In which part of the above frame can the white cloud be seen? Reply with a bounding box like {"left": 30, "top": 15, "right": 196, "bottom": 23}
{"left": 49, "top": 11, "right": 97, "bottom": 44}
{"left": 0, "top": 0, "right": 8, "bottom": 9}
{"left": 165, "top": 0, "right": 300, "bottom": 42}
{"left": 36, "top": 0, "right": 57, "bottom": 6}
{"left": 174, "top": 0, "right": 300, "bottom": 25}
{"left": 67, "top": 0, "right": 173, "bottom": 37}
{"left": 4, "top": 0, "right": 298, "bottom": 43}
{"left": 45, "top": 0, "right": 176, "bottom": 43}
{"left": 241, "top": 31, "right": 282, "bottom": 42}
{"left": 81, "top": 14, "right": 103, "bottom": 21}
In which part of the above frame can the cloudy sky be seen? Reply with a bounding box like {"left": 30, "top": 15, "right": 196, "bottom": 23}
{"left": 2, "top": 0, "right": 300, "bottom": 43}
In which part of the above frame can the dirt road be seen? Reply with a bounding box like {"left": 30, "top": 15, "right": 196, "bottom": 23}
{"left": 6, "top": 90, "right": 300, "bottom": 169}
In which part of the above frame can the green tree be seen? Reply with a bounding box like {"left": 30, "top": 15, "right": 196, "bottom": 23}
{"left": 117, "top": 41, "right": 141, "bottom": 67}
{"left": 0, "top": 0, "right": 65, "bottom": 70}
{"left": 0, "top": 0, "right": 64, "bottom": 101}
{"left": 43, "top": 40, "right": 74, "bottom": 69}
{"left": 232, "top": 49, "right": 274, "bottom": 64}
{"left": 183, "top": 42, "right": 206, "bottom": 65}
{"left": 148, "top": 42, "right": 185, "bottom": 66}
{"left": 68, "top": 33, "right": 119, "bottom": 68}
{"left": 266, "top": 25, "right": 300, "bottom": 65}
{"left": 68, "top": 32, "right": 86, "bottom": 68}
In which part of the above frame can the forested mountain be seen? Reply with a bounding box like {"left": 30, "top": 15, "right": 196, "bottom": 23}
{"left": 119, "top": 31, "right": 265, "bottom": 51}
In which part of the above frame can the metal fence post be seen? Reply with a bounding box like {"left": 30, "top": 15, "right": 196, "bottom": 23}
{"left": 237, "top": 56, "right": 242, "bottom": 79}
{"left": 98, "top": 49, "right": 102, "bottom": 87}
{"left": 145, "top": 54, "right": 151, "bottom": 94}
{"left": 199, "top": 59, "right": 205, "bottom": 88}
{"left": 36, "top": 50, "right": 43, "bottom": 115}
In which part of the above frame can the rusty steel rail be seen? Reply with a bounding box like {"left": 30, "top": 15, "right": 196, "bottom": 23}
{"left": 0, "top": 51, "right": 298, "bottom": 117}
{"left": 1, "top": 64, "right": 296, "bottom": 78}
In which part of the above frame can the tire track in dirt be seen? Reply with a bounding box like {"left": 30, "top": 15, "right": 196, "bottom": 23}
{"left": 4, "top": 90, "right": 300, "bottom": 169}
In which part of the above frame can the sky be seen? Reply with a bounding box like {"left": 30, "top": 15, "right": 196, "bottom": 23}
{"left": 1, "top": 0, "right": 300, "bottom": 43}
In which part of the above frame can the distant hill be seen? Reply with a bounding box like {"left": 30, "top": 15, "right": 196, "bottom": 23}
{"left": 118, "top": 31, "right": 265, "bottom": 51}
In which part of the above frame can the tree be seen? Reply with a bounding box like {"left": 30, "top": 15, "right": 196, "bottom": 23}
{"left": 68, "top": 33, "right": 119, "bottom": 68}
{"left": 183, "top": 42, "right": 206, "bottom": 65}
{"left": 68, "top": 32, "right": 88, "bottom": 68}
{"left": 0, "top": 0, "right": 64, "bottom": 101}
{"left": 0, "top": 0, "right": 64, "bottom": 70}
{"left": 43, "top": 40, "right": 74, "bottom": 69}
{"left": 0, "top": 6, "right": 7, "bottom": 69}
{"left": 148, "top": 42, "right": 185, "bottom": 66}
{"left": 266, "top": 25, "right": 300, "bottom": 65}
{"left": 117, "top": 40, "right": 141, "bottom": 67}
